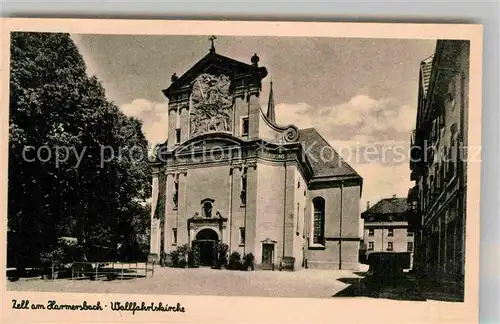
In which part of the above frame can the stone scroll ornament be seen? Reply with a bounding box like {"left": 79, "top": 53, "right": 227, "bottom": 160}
{"left": 283, "top": 125, "right": 300, "bottom": 142}
{"left": 190, "top": 73, "right": 233, "bottom": 137}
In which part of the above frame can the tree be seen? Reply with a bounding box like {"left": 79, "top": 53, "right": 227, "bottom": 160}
{"left": 8, "top": 32, "right": 151, "bottom": 270}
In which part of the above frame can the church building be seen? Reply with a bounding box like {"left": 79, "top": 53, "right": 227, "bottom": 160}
{"left": 149, "top": 39, "right": 363, "bottom": 270}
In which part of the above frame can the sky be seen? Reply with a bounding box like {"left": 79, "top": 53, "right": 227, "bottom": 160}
{"left": 71, "top": 34, "right": 436, "bottom": 212}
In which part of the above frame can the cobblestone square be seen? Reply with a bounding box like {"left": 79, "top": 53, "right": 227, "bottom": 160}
{"left": 8, "top": 267, "right": 366, "bottom": 298}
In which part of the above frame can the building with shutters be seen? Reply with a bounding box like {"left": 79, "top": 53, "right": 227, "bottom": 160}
{"left": 407, "top": 40, "right": 469, "bottom": 299}
{"left": 361, "top": 196, "right": 415, "bottom": 268}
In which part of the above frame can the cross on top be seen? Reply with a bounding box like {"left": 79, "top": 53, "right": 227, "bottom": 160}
{"left": 209, "top": 35, "right": 217, "bottom": 53}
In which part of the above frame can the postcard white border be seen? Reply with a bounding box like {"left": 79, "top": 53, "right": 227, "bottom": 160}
{"left": 0, "top": 18, "right": 482, "bottom": 324}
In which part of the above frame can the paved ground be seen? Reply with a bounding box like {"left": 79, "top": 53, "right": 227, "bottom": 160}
{"left": 7, "top": 266, "right": 365, "bottom": 298}
{"left": 7, "top": 264, "right": 462, "bottom": 301}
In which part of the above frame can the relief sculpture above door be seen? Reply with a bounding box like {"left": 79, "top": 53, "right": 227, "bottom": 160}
{"left": 190, "top": 73, "right": 233, "bottom": 136}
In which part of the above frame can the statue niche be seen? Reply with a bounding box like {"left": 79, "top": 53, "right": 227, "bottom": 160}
{"left": 190, "top": 73, "right": 233, "bottom": 137}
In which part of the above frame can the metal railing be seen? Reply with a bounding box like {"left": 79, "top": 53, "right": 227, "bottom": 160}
{"left": 71, "top": 261, "right": 155, "bottom": 280}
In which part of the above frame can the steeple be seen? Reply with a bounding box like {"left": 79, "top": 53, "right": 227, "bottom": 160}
{"left": 267, "top": 80, "right": 276, "bottom": 122}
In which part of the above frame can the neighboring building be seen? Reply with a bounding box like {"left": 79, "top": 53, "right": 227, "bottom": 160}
{"left": 407, "top": 40, "right": 469, "bottom": 298}
{"left": 148, "top": 40, "right": 363, "bottom": 270}
{"left": 361, "top": 196, "right": 415, "bottom": 267}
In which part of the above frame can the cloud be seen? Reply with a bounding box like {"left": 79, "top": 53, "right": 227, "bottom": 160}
{"left": 276, "top": 95, "right": 415, "bottom": 139}
{"left": 355, "top": 162, "right": 411, "bottom": 210}
{"left": 272, "top": 94, "right": 416, "bottom": 212}
{"left": 119, "top": 99, "right": 169, "bottom": 150}
{"left": 274, "top": 94, "right": 416, "bottom": 156}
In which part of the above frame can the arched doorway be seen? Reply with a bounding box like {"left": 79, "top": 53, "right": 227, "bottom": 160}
{"left": 194, "top": 229, "right": 219, "bottom": 266}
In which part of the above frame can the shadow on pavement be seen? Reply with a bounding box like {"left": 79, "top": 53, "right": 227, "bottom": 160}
{"left": 333, "top": 275, "right": 425, "bottom": 301}
{"left": 332, "top": 271, "right": 464, "bottom": 302}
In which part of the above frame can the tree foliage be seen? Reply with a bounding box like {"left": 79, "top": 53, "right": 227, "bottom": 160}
{"left": 8, "top": 32, "right": 151, "bottom": 267}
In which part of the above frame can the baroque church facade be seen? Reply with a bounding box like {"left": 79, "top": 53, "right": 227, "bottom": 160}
{"left": 149, "top": 40, "right": 363, "bottom": 270}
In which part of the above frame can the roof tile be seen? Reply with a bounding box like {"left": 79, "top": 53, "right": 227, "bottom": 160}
{"left": 299, "top": 128, "right": 360, "bottom": 179}
{"left": 363, "top": 197, "right": 408, "bottom": 216}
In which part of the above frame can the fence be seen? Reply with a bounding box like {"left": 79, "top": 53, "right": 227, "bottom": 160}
{"left": 71, "top": 261, "right": 155, "bottom": 280}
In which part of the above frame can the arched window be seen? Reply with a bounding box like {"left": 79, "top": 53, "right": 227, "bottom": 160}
{"left": 312, "top": 197, "right": 325, "bottom": 245}
{"left": 202, "top": 201, "right": 213, "bottom": 218}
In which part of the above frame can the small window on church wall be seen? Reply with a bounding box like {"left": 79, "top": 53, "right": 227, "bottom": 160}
{"left": 173, "top": 181, "right": 179, "bottom": 209}
{"left": 241, "top": 117, "right": 249, "bottom": 136}
{"left": 172, "top": 228, "right": 177, "bottom": 245}
{"left": 240, "top": 170, "right": 247, "bottom": 205}
{"left": 175, "top": 129, "right": 181, "bottom": 144}
{"left": 239, "top": 228, "right": 245, "bottom": 245}
{"left": 312, "top": 197, "right": 325, "bottom": 245}
{"left": 203, "top": 201, "right": 213, "bottom": 218}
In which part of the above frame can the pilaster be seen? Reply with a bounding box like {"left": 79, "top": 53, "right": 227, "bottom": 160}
{"left": 283, "top": 164, "right": 296, "bottom": 257}
{"left": 230, "top": 161, "right": 257, "bottom": 255}
{"left": 149, "top": 170, "right": 160, "bottom": 255}
{"left": 167, "top": 168, "right": 188, "bottom": 246}
{"left": 247, "top": 92, "right": 260, "bottom": 140}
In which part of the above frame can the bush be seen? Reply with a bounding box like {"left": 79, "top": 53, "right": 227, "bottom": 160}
{"left": 160, "top": 251, "right": 167, "bottom": 267}
{"left": 228, "top": 251, "right": 241, "bottom": 270}
{"left": 212, "top": 242, "right": 228, "bottom": 269}
{"left": 38, "top": 237, "right": 86, "bottom": 279}
{"left": 187, "top": 249, "right": 199, "bottom": 268}
{"left": 242, "top": 253, "right": 255, "bottom": 271}
{"left": 281, "top": 257, "right": 295, "bottom": 271}
{"left": 177, "top": 244, "right": 190, "bottom": 257}
{"left": 176, "top": 259, "right": 187, "bottom": 268}
{"left": 193, "top": 245, "right": 200, "bottom": 266}
{"left": 169, "top": 250, "right": 180, "bottom": 267}
{"left": 169, "top": 244, "right": 191, "bottom": 268}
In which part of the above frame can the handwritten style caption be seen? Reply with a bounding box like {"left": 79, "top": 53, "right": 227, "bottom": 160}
{"left": 12, "top": 299, "right": 186, "bottom": 315}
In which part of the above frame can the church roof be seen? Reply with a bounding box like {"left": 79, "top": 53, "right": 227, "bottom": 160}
{"left": 362, "top": 197, "right": 408, "bottom": 217}
{"left": 299, "top": 128, "right": 360, "bottom": 179}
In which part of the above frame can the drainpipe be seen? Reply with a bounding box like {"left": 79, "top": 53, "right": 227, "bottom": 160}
{"left": 229, "top": 168, "right": 233, "bottom": 252}
{"left": 232, "top": 97, "right": 236, "bottom": 136}
{"left": 339, "top": 180, "right": 343, "bottom": 270}
{"left": 243, "top": 166, "right": 247, "bottom": 256}
{"left": 282, "top": 161, "right": 287, "bottom": 265}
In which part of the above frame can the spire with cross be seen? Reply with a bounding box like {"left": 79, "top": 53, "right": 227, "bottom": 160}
{"left": 209, "top": 35, "right": 217, "bottom": 53}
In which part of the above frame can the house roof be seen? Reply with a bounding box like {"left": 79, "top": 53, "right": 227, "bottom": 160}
{"left": 298, "top": 128, "right": 361, "bottom": 179}
{"left": 362, "top": 197, "right": 408, "bottom": 217}
{"left": 420, "top": 55, "right": 434, "bottom": 99}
